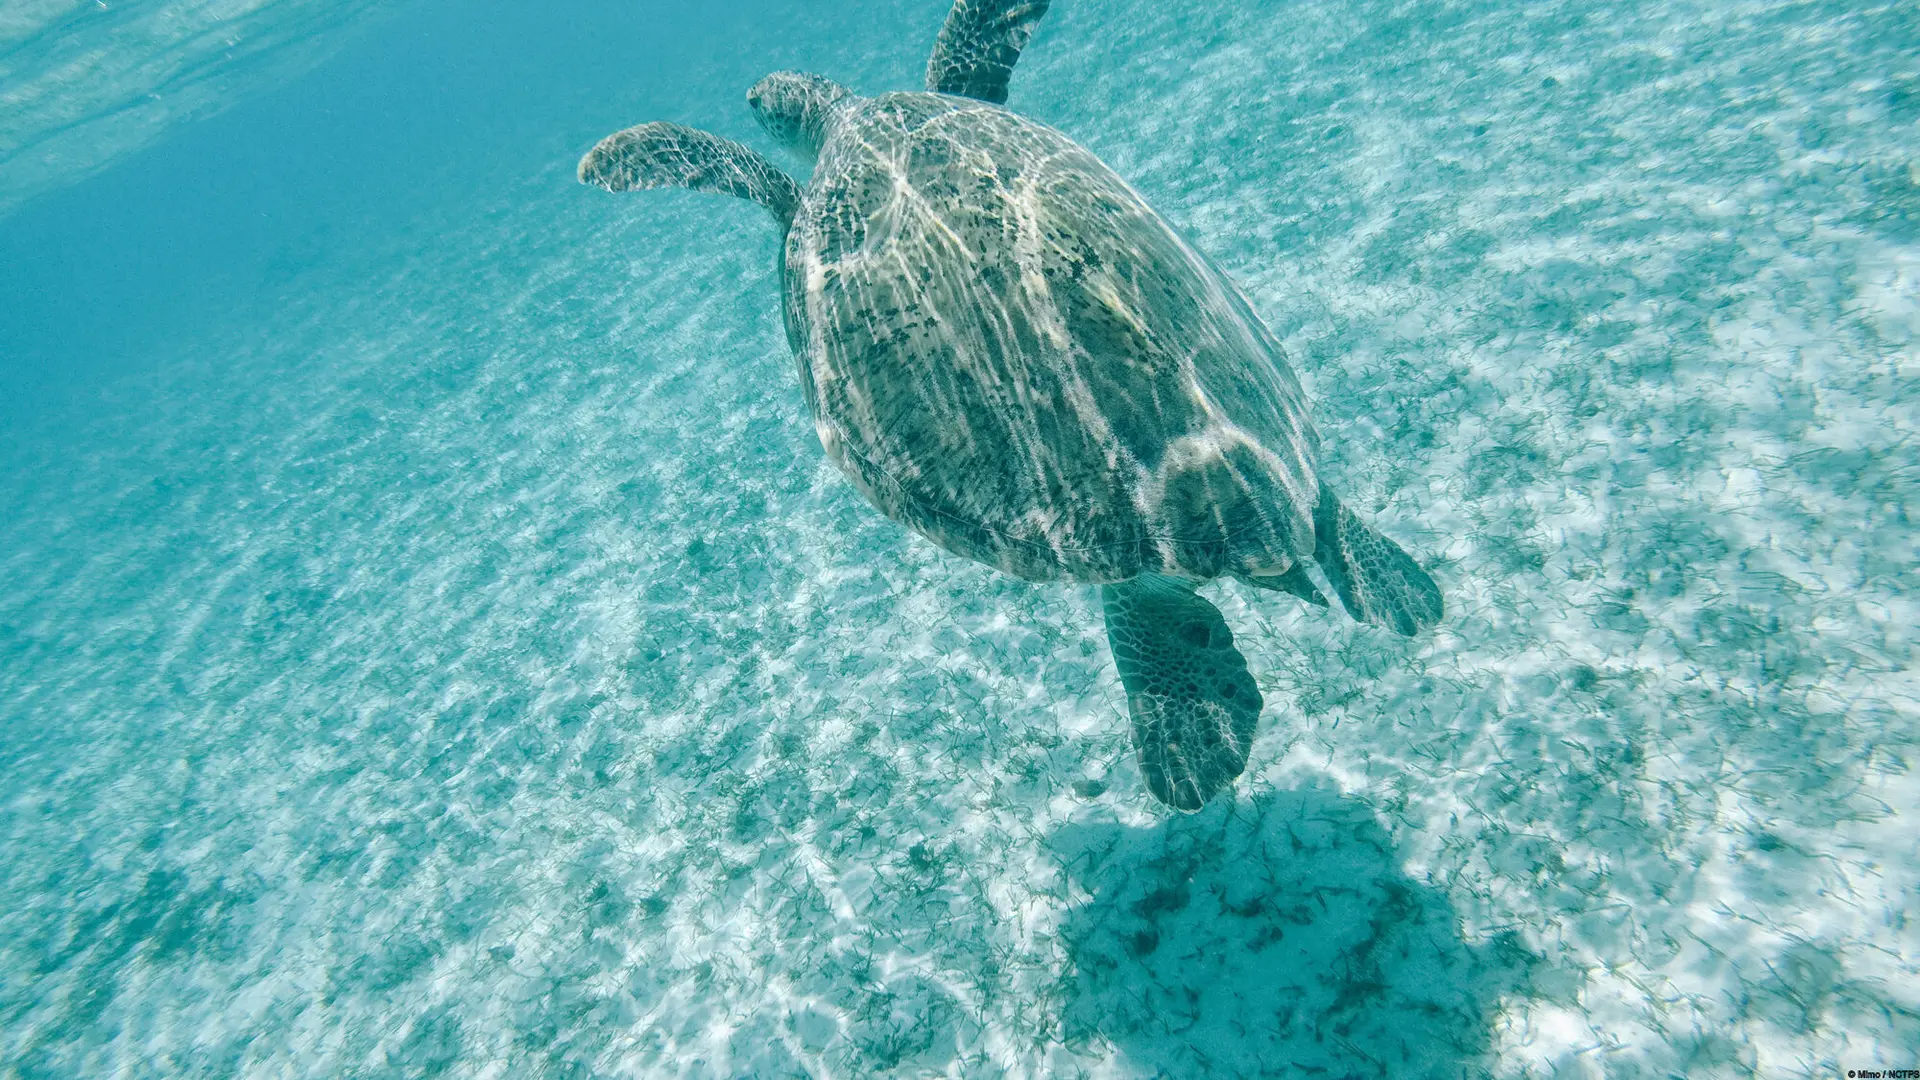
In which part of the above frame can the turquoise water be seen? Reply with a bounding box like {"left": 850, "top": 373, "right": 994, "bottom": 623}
{"left": 2, "top": 0, "right": 1915, "bottom": 1075}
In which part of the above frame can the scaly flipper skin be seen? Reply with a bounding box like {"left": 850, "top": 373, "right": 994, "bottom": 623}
{"left": 1100, "top": 573, "right": 1262, "bottom": 811}
{"left": 578, "top": 121, "right": 802, "bottom": 226}
{"left": 1312, "top": 488, "right": 1444, "bottom": 636}
{"left": 925, "top": 0, "right": 1053, "bottom": 104}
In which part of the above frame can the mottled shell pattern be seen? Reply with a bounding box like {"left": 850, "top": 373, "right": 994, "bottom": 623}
{"left": 780, "top": 91, "right": 1323, "bottom": 584}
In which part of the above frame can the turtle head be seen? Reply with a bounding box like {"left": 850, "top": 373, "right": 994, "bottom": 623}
{"left": 748, "top": 71, "right": 851, "bottom": 161}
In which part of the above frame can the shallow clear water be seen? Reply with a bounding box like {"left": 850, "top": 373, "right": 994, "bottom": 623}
{"left": 1, "top": 0, "right": 1915, "bottom": 1076}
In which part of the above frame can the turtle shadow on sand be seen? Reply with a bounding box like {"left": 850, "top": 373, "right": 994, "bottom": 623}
{"left": 1046, "top": 779, "right": 1547, "bottom": 1078}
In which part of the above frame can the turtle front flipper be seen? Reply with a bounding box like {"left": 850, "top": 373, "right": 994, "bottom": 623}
{"left": 1312, "top": 488, "right": 1445, "bottom": 636}
{"left": 1100, "top": 574, "right": 1262, "bottom": 811}
{"left": 925, "top": 0, "right": 1052, "bottom": 104}
{"left": 578, "top": 121, "right": 802, "bottom": 227}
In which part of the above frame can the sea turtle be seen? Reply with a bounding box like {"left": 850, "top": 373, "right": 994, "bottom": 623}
{"left": 577, "top": 0, "right": 1443, "bottom": 810}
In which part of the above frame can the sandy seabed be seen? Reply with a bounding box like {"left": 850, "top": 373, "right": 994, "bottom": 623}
{"left": 1, "top": 0, "right": 1915, "bottom": 1075}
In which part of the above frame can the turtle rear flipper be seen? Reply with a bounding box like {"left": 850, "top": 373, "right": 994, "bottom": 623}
{"left": 1312, "top": 488, "right": 1444, "bottom": 636}
{"left": 1233, "top": 563, "right": 1329, "bottom": 609}
{"left": 925, "top": 0, "right": 1052, "bottom": 104}
{"left": 578, "top": 121, "right": 802, "bottom": 226}
{"left": 1100, "top": 574, "right": 1262, "bottom": 812}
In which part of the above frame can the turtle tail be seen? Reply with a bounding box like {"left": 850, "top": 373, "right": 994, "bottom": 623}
{"left": 1311, "top": 488, "right": 1444, "bottom": 636}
